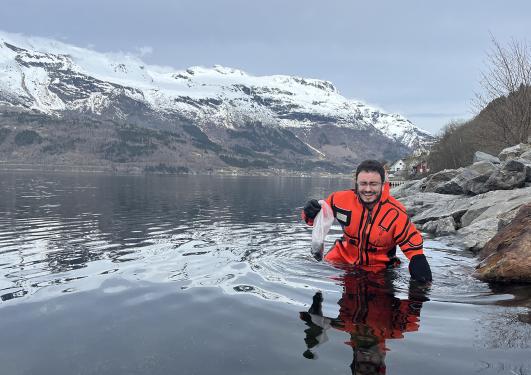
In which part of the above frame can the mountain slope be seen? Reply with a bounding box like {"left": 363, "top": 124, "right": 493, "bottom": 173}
{"left": 0, "top": 31, "right": 433, "bottom": 173}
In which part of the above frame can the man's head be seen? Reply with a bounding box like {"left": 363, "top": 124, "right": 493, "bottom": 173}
{"left": 355, "top": 160, "right": 385, "bottom": 205}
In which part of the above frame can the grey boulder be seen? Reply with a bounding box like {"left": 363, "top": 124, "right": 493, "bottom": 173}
{"left": 473, "top": 151, "right": 500, "bottom": 164}
{"left": 420, "top": 216, "right": 456, "bottom": 236}
{"left": 483, "top": 159, "right": 527, "bottom": 191}
{"left": 422, "top": 169, "right": 461, "bottom": 193}
{"left": 459, "top": 186, "right": 531, "bottom": 227}
{"left": 498, "top": 143, "right": 531, "bottom": 161}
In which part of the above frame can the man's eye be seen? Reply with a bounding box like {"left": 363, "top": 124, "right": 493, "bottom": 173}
{"left": 359, "top": 182, "right": 381, "bottom": 187}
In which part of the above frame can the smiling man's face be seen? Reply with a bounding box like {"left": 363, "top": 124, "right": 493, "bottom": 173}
{"left": 356, "top": 171, "right": 383, "bottom": 205}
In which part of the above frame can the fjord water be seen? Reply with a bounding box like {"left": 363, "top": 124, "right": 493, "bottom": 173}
{"left": 0, "top": 172, "right": 529, "bottom": 375}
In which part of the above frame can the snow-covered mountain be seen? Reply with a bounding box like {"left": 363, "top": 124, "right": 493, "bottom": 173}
{"left": 0, "top": 30, "right": 433, "bottom": 173}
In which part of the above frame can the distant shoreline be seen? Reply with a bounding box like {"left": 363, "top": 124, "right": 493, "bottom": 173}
{"left": 0, "top": 162, "right": 354, "bottom": 179}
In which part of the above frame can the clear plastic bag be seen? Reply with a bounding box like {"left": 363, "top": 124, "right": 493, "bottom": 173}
{"left": 311, "top": 200, "right": 334, "bottom": 261}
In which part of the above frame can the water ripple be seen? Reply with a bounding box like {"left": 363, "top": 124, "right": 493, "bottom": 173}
{"left": 0, "top": 173, "right": 529, "bottom": 311}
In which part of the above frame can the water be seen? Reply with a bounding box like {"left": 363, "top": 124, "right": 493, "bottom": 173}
{"left": 0, "top": 172, "right": 529, "bottom": 375}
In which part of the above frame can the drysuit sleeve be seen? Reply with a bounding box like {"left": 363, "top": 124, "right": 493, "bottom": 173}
{"left": 394, "top": 217, "right": 424, "bottom": 260}
{"left": 394, "top": 214, "right": 432, "bottom": 281}
{"left": 391, "top": 200, "right": 432, "bottom": 282}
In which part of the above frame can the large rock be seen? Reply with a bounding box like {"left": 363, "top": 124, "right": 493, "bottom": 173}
{"left": 446, "top": 161, "right": 499, "bottom": 195}
{"left": 420, "top": 216, "right": 456, "bottom": 236}
{"left": 390, "top": 179, "right": 425, "bottom": 199}
{"left": 430, "top": 162, "right": 500, "bottom": 195}
{"left": 434, "top": 177, "right": 466, "bottom": 195}
{"left": 457, "top": 217, "right": 500, "bottom": 253}
{"left": 473, "top": 151, "right": 500, "bottom": 164}
{"left": 397, "top": 192, "right": 454, "bottom": 217}
{"left": 483, "top": 159, "right": 526, "bottom": 191}
{"left": 422, "top": 169, "right": 460, "bottom": 193}
{"left": 400, "top": 187, "right": 531, "bottom": 254}
{"left": 497, "top": 207, "right": 521, "bottom": 230}
{"left": 520, "top": 150, "right": 531, "bottom": 161}
{"left": 462, "top": 164, "right": 500, "bottom": 195}
{"left": 474, "top": 203, "right": 531, "bottom": 282}
{"left": 406, "top": 193, "right": 474, "bottom": 226}
{"left": 516, "top": 158, "right": 531, "bottom": 182}
{"left": 498, "top": 143, "right": 531, "bottom": 161}
{"left": 459, "top": 186, "right": 531, "bottom": 227}
{"left": 468, "top": 160, "right": 499, "bottom": 175}
{"left": 460, "top": 205, "right": 490, "bottom": 228}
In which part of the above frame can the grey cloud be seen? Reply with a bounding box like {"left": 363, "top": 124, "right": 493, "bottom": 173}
{"left": 1, "top": 0, "right": 531, "bottom": 133}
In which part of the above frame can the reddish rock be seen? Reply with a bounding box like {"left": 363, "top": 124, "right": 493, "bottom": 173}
{"left": 474, "top": 203, "right": 531, "bottom": 283}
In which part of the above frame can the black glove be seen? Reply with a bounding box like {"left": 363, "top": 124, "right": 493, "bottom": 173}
{"left": 303, "top": 199, "right": 321, "bottom": 220}
{"left": 409, "top": 254, "right": 432, "bottom": 283}
{"left": 312, "top": 251, "right": 323, "bottom": 262}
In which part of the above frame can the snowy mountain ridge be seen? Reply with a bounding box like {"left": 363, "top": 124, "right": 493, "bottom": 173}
{"left": 0, "top": 30, "right": 432, "bottom": 150}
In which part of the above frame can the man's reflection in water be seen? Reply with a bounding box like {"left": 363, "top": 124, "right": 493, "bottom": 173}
{"left": 300, "top": 270, "right": 430, "bottom": 374}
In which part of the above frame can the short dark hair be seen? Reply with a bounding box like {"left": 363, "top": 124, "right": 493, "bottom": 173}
{"left": 355, "top": 160, "right": 385, "bottom": 182}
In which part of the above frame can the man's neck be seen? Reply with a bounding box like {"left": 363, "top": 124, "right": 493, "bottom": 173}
{"left": 365, "top": 202, "right": 376, "bottom": 211}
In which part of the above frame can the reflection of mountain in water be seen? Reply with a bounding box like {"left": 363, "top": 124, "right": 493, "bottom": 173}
{"left": 0, "top": 173, "right": 347, "bottom": 303}
{"left": 300, "top": 271, "right": 430, "bottom": 375}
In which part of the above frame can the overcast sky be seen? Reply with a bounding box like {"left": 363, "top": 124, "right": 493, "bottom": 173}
{"left": 2, "top": 0, "right": 531, "bottom": 134}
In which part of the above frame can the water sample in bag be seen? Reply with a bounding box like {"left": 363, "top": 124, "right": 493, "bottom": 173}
{"left": 311, "top": 200, "right": 334, "bottom": 261}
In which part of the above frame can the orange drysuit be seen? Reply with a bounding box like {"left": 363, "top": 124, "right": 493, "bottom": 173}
{"left": 302, "top": 183, "right": 424, "bottom": 267}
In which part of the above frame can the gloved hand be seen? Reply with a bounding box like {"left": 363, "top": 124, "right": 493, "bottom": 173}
{"left": 303, "top": 199, "right": 321, "bottom": 220}
{"left": 409, "top": 254, "right": 432, "bottom": 283}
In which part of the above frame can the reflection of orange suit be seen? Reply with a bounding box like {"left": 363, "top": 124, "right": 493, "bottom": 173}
{"left": 335, "top": 273, "right": 422, "bottom": 353}
{"left": 300, "top": 271, "right": 428, "bottom": 375}
{"left": 303, "top": 183, "right": 424, "bottom": 267}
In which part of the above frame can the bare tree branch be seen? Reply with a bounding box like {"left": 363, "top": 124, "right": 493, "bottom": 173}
{"left": 474, "top": 35, "right": 531, "bottom": 145}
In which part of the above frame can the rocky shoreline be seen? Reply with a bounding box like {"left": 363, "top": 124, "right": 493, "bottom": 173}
{"left": 392, "top": 142, "right": 531, "bottom": 283}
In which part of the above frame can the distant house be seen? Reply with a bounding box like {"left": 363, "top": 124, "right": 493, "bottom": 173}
{"left": 390, "top": 159, "right": 406, "bottom": 172}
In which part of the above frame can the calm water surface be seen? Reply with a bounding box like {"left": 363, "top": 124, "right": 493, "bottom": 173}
{"left": 0, "top": 172, "right": 530, "bottom": 375}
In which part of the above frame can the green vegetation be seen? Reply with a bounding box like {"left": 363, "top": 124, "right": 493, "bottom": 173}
{"left": 14, "top": 130, "right": 42, "bottom": 146}
{"left": 231, "top": 144, "right": 260, "bottom": 157}
{"left": 41, "top": 138, "right": 82, "bottom": 154}
{"left": 101, "top": 126, "right": 160, "bottom": 162}
{"left": 227, "top": 123, "right": 312, "bottom": 155}
{"left": 0, "top": 127, "right": 11, "bottom": 144}
{"left": 182, "top": 124, "right": 222, "bottom": 152}
{"left": 102, "top": 141, "right": 157, "bottom": 162}
{"left": 117, "top": 126, "right": 183, "bottom": 146}
{"left": 101, "top": 125, "right": 188, "bottom": 162}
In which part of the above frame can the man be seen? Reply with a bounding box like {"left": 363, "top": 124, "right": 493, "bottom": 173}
{"left": 302, "top": 160, "right": 432, "bottom": 282}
